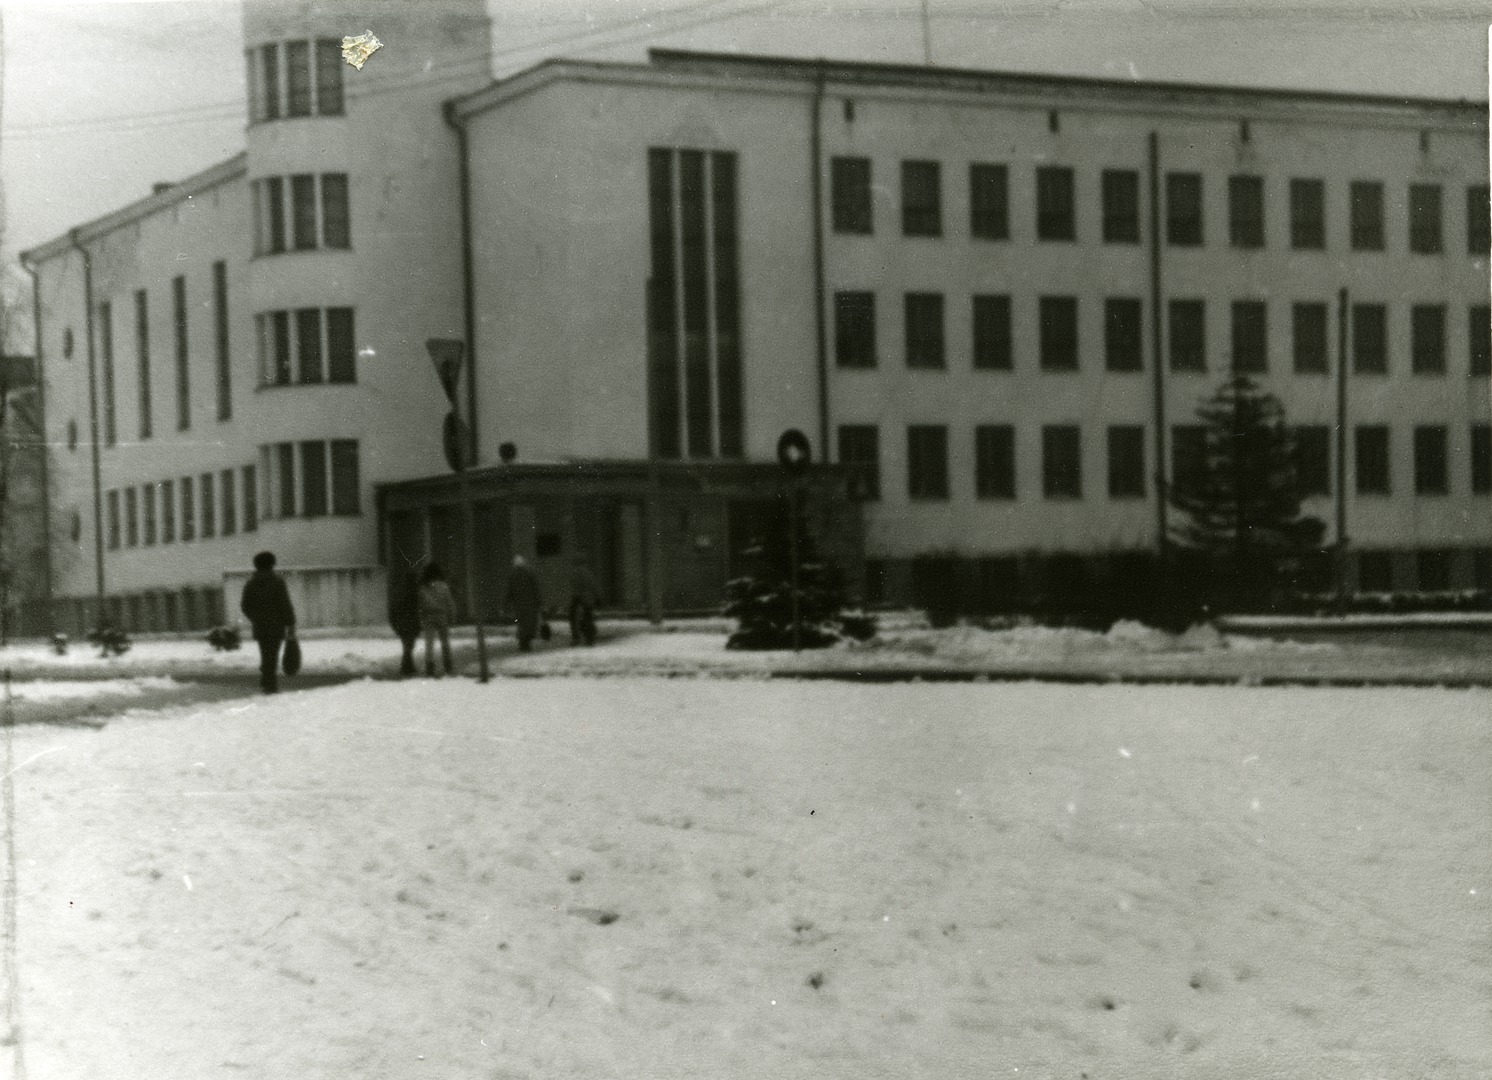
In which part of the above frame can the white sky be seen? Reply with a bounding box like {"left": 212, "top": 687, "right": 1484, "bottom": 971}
{"left": 0, "top": 0, "right": 1488, "bottom": 265}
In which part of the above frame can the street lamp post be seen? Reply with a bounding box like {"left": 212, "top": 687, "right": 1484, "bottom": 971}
{"left": 428, "top": 339, "right": 490, "bottom": 683}
{"left": 778, "top": 429, "right": 812, "bottom": 653}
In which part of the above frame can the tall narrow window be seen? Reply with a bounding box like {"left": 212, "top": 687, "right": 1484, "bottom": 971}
{"left": 1467, "top": 185, "right": 1490, "bottom": 255}
{"left": 100, "top": 301, "right": 116, "bottom": 446}
{"left": 161, "top": 480, "right": 175, "bottom": 543}
{"left": 260, "top": 44, "right": 280, "bottom": 121}
{"left": 1471, "top": 306, "right": 1491, "bottom": 376}
{"left": 265, "top": 176, "right": 286, "bottom": 254}
{"left": 831, "top": 157, "right": 872, "bottom": 234}
{"left": 1171, "top": 424, "right": 1207, "bottom": 492}
{"left": 1350, "top": 181, "right": 1385, "bottom": 251}
{"left": 835, "top": 292, "right": 876, "bottom": 368}
{"left": 1101, "top": 169, "right": 1139, "bottom": 243}
{"left": 1411, "top": 304, "right": 1446, "bottom": 374}
{"left": 180, "top": 476, "right": 196, "bottom": 541}
{"left": 331, "top": 440, "right": 360, "bottom": 515}
{"left": 321, "top": 173, "right": 350, "bottom": 249}
{"left": 245, "top": 49, "right": 261, "bottom": 123}
{"left": 838, "top": 425, "right": 880, "bottom": 501}
{"left": 200, "top": 472, "right": 216, "bottom": 538}
{"left": 679, "top": 150, "right": 712, "bottom": 457}
{"left": 1039, "top": 296, "right": 1079, "bottom": 371}
{"left": 974, "top": 425, "right": 1015, "bottom": 499}
{"left": 285, "top": 41, "right": 312, "bottom": 116}
{"left": 1354, "top": 426, "right": 1391, "bottom": 494}
{"left": 1294, "top": 426, "right": 1331, "bottom": 496}
{"left": 969, "top": 163, "right": 1009, "bottom": 240}
{"left": 1352, "top": 303, "right": 1387, "bottom": 374}
{"left": 277, "top": 443, "right": 295, "bottom": 518}
{"left": 1107, "top": 425, "right": 1145, "bottom": 499}
{"left": 972, "top": 295, "right": 1012, "bottom": 370}
{"left": 265, "top": 311, "right": 291, "bottom": 385}
{"left": 1036, "top": 166, "right": 1075, "bottom": 241}
{"left": 901, "top": 160, "right": 941, "bottom": 236}
{"left": 327, "top": 308, "right": 356, "bottom": 383}
{"left": 1231, "top": 301, "right": 1267, "bottom": 373}
{"left": 221, "top": 469, "right": 237, "bottom": 536}
{"left": 1228, "top": 174, "right": 1264, "bottom": 248}
{"left": 646, "top": 149, "right": 680, "bottom": 458}
{"left": 1472, "top": 424, "right": 1492, "bottom": 494}
{"left": 125, "top": 488, "right": 139, "bottom": 547}
{"left": 300, "top": 440, "right": 328, "bottom": 517}
{"left": 173, "top": 276, "right": 189, "bottom": 430}
{"left": 143, "top": 484, "right": 157, "bottom": 545}
{"left": 213, "top": 262, "right": 230, "bottom": 420}
{"left": 1414, "top": 425, "right": 1448, "bottom": 495}
{"left": 1292, "top": 302, "right": 1328, "bottom": 374}
{"left": 1290, "top": 178, "right": 1325, "bottom": 249}
{"left": 1042, "top": 425, "right": 1082, "bottom": 499}
{"left": 106, "top": 490, "right": 120, "bottom": 550}
{"left": 315, "top": 39, "right": 344, "bottom": 115}
{"left": 1166, "top": 172, "right": 1203, "bottom": 246}
{"left": 1408, "top": 183, "right": 1442, "bottom": 254}
{"left": 134, "top": 289, "right": 152, "bottom": 438}
{"left": 1169, "top": 299, "right": 1206, "bottom": 372}
{"left": 291, "top": 174, "right": 318, "bottom": 250}
{"left": 904, "top": 293, "right": 945, "bottom": 369}
{"left": 243, "top": 465, "right": 258, "bottom": 531}
{"left": 295, "top": 308, "right": 323, "bottom": 383}
{"left": 712, "top": 150, "right": 743, "bottom": 458}
{"left": 907, "top": 425, "right": 949, "bottom": 499}
{"left": 1104, "top": 298, "right": 1142, "bottom": 372}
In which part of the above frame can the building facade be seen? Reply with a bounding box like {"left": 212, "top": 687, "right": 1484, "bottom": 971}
{"left": 20, "top": 28, "right": 1492, "bottom": 630}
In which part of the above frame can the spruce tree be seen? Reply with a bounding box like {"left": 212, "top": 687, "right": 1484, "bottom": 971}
{"left": 1169, "top": 375, "right": 1326, "bottom": 609}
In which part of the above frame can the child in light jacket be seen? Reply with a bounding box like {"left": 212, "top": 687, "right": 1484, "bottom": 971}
{"left": 418, "top": 563, "right": 457, "bottom": 676}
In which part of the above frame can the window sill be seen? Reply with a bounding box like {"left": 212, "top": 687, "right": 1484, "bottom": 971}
{"left": 975, "top": 494, "right": 1016, "bottom": 502}
{"left": 907, "top": 495, "right": 951, "bottom": 503}
{"left": 255, "top": 381, "right": 357, "bottom": 391}
{"left": 1413, "top": 491, "right": 1450, "bottom": 498}
{"left": 249, "top": 246, "right": 354, "bottom": 260}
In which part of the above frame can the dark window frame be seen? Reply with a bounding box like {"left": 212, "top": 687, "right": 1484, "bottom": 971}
{"left": 1231, "top": 300, "right": 1268, "bottom": 374}
{"left": 1350, "top": 180, "right": 1385, "bottom": 251}
{"left": 972, "top": 294, "right": 1012, "bottom": 371}
{"left": 1042, "top": 424, "right": 1083, "bottom": 499}
{"left": 834, "top": 291, "right": 877, "bottom": 369}
{"left": 907, "top": 424, "right": 950, "bottom": 500}
{"left": 1290, "top": 178, "right": 1326, "bottom": 250}
{"left": 1101, "top": 169, "right": 1140, "bottom": 243}
{"left": 1168, "top": 299, "right": 1206, "bottom": 373}
{"left": 974, "top": 424, "right": 1016, "bottom": 500}
{"left": 1228, "top": 174, "right": 1265, "bottom": 249}
{"left": 1104, "top": 297, "right": 1143, "bottom": 373}
{"left": 1413, "top": 425, "right": 1449, "bottom": 496}
{"left": 1107, "top": 424, "right": 1146, "bottom": 499}
{"left": 1035, "top": 166, "right": 1076, "bottom": 242}
{"left": 1292, "top": 302, "right": 1329, "bottom": 375}
{"left": 1352, "top": 303, "right": 1388, "bottom": 375}
{"left": 969, "top": 162, "right": 1009, "bottom": 240}
{"left": 1411, "top": 304, "right": 1446, "bottom": 375}
{"left": 1166, "top": 172, "right": 1204, "bottom": 246}
{"left": 830, "top": 156, "right": 873, "bottom": 235}
{"left": 838, "top": 424, "right": 881, "bottom": 501}
{"left": 1354, "top": 425, "right": 1392, "bottom": 495}
{"left": 904, "top": 292, "right": 946, "bottom": 370}
{"left": 1294, "top": 425, "right": 1331, "bottom": 496}
{"left": 1039, "top": 296, "right": 1079, "bottom": 372}
{"left": 901, "top": 160, "right": 942, "bottom": 237}
{"left": 1408, "top": 183, "right": 1443, "bottom": 254}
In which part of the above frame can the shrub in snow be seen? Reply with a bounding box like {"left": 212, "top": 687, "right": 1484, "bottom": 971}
{"left": 50, "top": 633, "right": 68, "bottom": 656}
{"left": 87, "top": 625, "right": 131, "bottom": 658}
{"left": 206, "top": 626, "right": 242, "bottom": 652}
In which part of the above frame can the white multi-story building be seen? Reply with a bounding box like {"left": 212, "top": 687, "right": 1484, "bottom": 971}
{"left": 21, "top": 8, "right": 1492, "bottom": 630}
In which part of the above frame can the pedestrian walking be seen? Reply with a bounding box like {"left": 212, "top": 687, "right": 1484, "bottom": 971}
{"left": 418, "top": 563, "right": 457, "bottom": 676}
{"left": 568, "top": 557, "right": 600, "bottom": 646}
{"left": 388, "top": 564, "right": 422, "bottom": 677}
{"left": 239, "top": 551, "right": 296, "bottom": 694}
{"left": 504, "top": 554, "right": 543, "bottom": 652}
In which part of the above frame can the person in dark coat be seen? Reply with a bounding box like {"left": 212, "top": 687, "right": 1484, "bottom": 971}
{"left": 418, "top": 562, "right": 458, "bottom": 677}
{"left": 387, "top": 564, "right": 422, "bottom": 677}
{"left": 503, "top": 554, "right": 543, "bottom": 652}
{"left": 240, "top": 550, "right": 296, "bottom": 694}
{"left": 568, "top": 557, "right": 600, "bottom": 647}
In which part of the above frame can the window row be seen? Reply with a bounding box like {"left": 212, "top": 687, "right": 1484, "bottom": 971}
{"left": 837, "top": 422, "right": 1492, "bottom": 502}
{"left": 95, "top": 262, "right": 233, "bottom": 444}
{"left": 246, "top": 39, "right": 345, "bottom": 123}
{"left": 830, "top": 157, "right": 1492, "bottom": 256}
{"left": 251, "top": 173, "right": 351, "bottom": 256}
{"left": 255, "top": 308, "right": 357, "bottom": 387}
{"left": 834, "top": 291, "right": 1492, "bottom": 377}
{"left": 105, "top": 466, "right": 257, "bottom": 551}
{"left": 1356, "top": 548, "right": 1492, "bottom": 594}
{"left": 258, "top": 440, "right": 362, "bottom": 520}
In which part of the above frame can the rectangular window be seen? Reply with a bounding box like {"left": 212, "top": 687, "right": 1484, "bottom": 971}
{"left": 213, "top": 261, "right": 231, "bottom": 421}
{"left": 321, "top": 173, "right": 350, "bottom": 249}
{"left": 1352, "top": 303, "right": 1387, "bottom": 374}
{"left": 267, "top": 311, "right": 292, "bottom": 385}
{"left": 245, "top": 49, "right": 260, "bottom": 123}
{"left": 100, "top": 300, "right": 116, "bottom": 446}
{"left": 1476, "top": 549, "right": 1492, "bottom": 590}
{"left": 300, "top": 440, "right": 328, "bottom": 517}
{"left": 285, "top": 40, "right": 311, "bottom": 117}
{"left": 125, "top": 487, "right": 139, "bottom": 547}
{"left": 1231, "top": 300, "right": 1267, "bottom": 373}
{"left": 277, "top": 443, "right": 295, "bottom": 518}
{"left": 1169, "top": 299, "right": 1206, "bottom": 372}
{"left": 1104, "top": 298, "right": 1143, "bottom": 372}
{"left": 181, "top": 476, "right": 196, "bottom": 541}
{"left": 1472, "top": 424, "right": 1492, "bottom": 494}
{"left": 831, "top": 157, "right": 872, "bottom": 234}
{"left": 1350, "top": 181, "right": 1385, "bottom": 251}
{"left": 142, "top": 483, "right": 157, "bottom": 545}
{"left": 1171, "top": 424, "right": 1207, "bottom": 492}
{"left": 904, "top": 293, "right": 945, "bottom": 369}
{"left": 1408, "top": 183, "right": 1442, "bottom": 254}
{"left": 907, "top": 425, "right": 949, "bottom": 499}
{"left": 290, "top": 174, "right": 318, "bottom": 250}
{"left": 106, "top": 490, "right": 120, "bottom": 550}
{"left": 221, "top": 469, "right": 237, "bottom": 536}
{"left": 1358, "top": 551, "right": 1394, "bottom": 593}
{"left": 264, "top": 176, "right": 286, "bottom": 254}
{"left": 1290, "top": 178, "right": 1325, "bottom": 249}
{"left": 1468, "top": 185, "right": 1490, "bottom": 255}
{"left": 1414, "top": 425, "right": 1448, "bottom": 495}
{"left": 1294, "top": 425, "right": 1331, "bottom": 496}
{"left": 200, "top": 472, "right": 216, "bottom": 539}
{"left": 326, "top": 308, "right": 356, "bottom": 383}
{"left": 1470, "top": 306, "right": 1490, "bottom": 376}
{"left": 295, "top": 308, "right": 323, "bottom": 383}
{"left": 1292, "top": 302, "right": 1329, "bottom": 374}
{"left": 1036, "top": 166, "right": 1075, "bottom": 241}
{"left": 1355, "top": 426, "right": 1391, "bottom": 495}
{"left": 1039, "top": 296, "right": 1079, "bottom": 371}
{"left": 1042, "top": 425, "right": 1082, "bottom": 499}
{"left": 974, "top": 424, "right": 1015, "bottom": 499}
{"left": 838, "top": 425, "right": 880, "bottom": 501}
{"left": 972, "top": 295, "right": 1012, "bottom": 370}
{"left": 260, "top": 44, "right": 280, "bottom": 121}
{"left": 315, "top": 39, "right": 344, "bottom": 115}
{"left": 1107, "top": 425, "right": 1145, "bottom": 499}
{"left": 647, "top": 150, "right": 680, "bottom": 459}
{"left": 161, "top": 479, "right": 175, "bottom": 543}
{"left": 1166, "top": 172, "right": 1203, "bottom": 246}
{"left": 133, "top": 290, "right": 151, "bottom": 438}
{"left": 1101, "top": 169, "right": 1140, "bottom": 243}
{"left": 243, "top": 465, "right": 259, "bottom": 531}
{"left": 331, "top": 440, "right": 360, "bottom": 515}
{"left": 969, "top": 163, "right": 1009, "bottom": 240}
{"left": 1418, "top": 549, "right": 1453, "bottom": 592}
{"left": 173, "top": 275, "right": 189, "bottom": 430}
{"left": 1228, "top": 174, "right": 1265, "bottom": 248}
{"left": 1411, "top": 304, "right": 1446, "bottom": 374}
{"left": 834, "top": 291, "right": 876, "bottom": 369}
{"left": 901, "top": 160, "right": 941, "bottom": 236}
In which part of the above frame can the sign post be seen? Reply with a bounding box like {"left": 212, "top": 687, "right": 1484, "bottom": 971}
{"left": 777, "top": 429, "right": 812, "bottom": 653}
{"left": 427, "top": 339, "right": 490, "bottom": 683}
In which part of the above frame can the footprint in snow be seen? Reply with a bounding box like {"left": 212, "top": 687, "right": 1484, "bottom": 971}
{"left": 568, "top": 907, "right": 619, "bottom": 926}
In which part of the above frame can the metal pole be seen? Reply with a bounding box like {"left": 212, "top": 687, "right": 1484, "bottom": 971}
{"left": 789, "top": 481, "right": 801, "bottom": 652}
{"left": 1147, "top": 131, "right": 1169, "bottom": 559}
{"left": 1335, "top": 286, "right": 1350, "bottom": 605}
{"left": 457, "top": 465, "right": 489, "bottom": 683}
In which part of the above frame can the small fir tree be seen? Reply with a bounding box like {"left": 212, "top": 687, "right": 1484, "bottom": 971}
{"left": 1169, "top": 375, "right": 1326, "bottom": 609}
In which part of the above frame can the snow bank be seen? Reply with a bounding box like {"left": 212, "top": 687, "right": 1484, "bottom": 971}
{"left": 4, "top": 676, "right": 178, "bottom": 701}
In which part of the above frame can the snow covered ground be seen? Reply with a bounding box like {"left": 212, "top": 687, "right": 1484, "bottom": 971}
{"left": 7, "top": 677, "right": 1488, "bottom": 1078}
